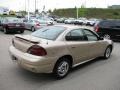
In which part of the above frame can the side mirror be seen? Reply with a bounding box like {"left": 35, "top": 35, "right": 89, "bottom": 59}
{"left": 65, "top": 36, "right": 72, "bottom": 41}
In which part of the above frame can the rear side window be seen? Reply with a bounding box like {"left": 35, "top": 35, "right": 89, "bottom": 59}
{"left": 100, "top": 21, "right": 115, "bottom": 27}
{"left": 66, "top": 29, "right": 85, "bottom": 41}
{"left": 31, "top": 26, "right": 65, "bottom": 40}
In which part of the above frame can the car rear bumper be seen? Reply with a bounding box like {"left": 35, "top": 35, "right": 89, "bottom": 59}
{"left": 9, "top": 46, "right": 56, "bottom": 73}
{"left": 8, "top": 27, "right": 25, "bottom": 32}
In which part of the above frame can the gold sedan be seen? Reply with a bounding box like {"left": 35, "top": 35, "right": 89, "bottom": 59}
{"left": 9, "top": 25, "right": 113, "bottom": 79}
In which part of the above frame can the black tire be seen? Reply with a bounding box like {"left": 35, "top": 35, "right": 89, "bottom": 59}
{"left": 19, "top": 30, "right": 24, "bottom": 34}
{"left": 53, "top": 58, "right": 71, "bottom": 79}
{"left": 31, "top": 27, "right": 35, "bottom": 32}
{"left": 103, "top": 46, "right": 112, "bottom": 59}
{"left": 3, "top": 28, "right": 8, "bottom": 34}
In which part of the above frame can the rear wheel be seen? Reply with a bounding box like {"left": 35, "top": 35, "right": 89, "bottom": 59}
{"left": 104, "top": 46, "right": 112, "bottom": 59}
{"left": 53, "top": 58, "right": 71, "bottom": 79}
{"left": 31, "top": 27, "right": 35, "bottom": 32}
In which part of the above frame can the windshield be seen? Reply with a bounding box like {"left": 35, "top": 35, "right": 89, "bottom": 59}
{"left": 31, "top": 26, "right": 66, "bottom": 40}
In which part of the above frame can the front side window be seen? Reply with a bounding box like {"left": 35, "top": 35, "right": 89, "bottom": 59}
{"left": 83, "top": 29, "right": 98, "bottom": 41}
{"left": 66, "top": 29, "right": 85, "bottom": 41}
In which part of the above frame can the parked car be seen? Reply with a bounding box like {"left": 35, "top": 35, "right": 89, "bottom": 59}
{"left": 94, "top": 20, "right": 120, "bottom": 41}
{"left": 37, "top": 17, "right": 54, "bottom": 25}
{"left": 73, "top": 18, "right": 84, "bottom": 25}
{"left": 25, "top": 18, "right": 54, "bottom": 31}
{"left": 86, "top": 19, "right": 98, "bottom": 26}
{"left": 24, "top": 19, "right": 41, "bottom": 31}
{"left": 64, "top": 18, "right": 75, "bottom": 24}
{"left": 0, "top": 17, "right": 25, "bottom": 34}
{"left": 9, "top": 25, "right": 113, "bottom": 79}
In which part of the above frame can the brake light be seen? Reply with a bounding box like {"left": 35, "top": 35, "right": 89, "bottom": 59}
{"left": 95, "top": 26, "right": 99, "bottom": 32}
{"left": 36, "top": 23, "right": 40, "bottom": 26}
{"left": 27, "top": 45, "right": 47, "bottom": 56}
{"left": 35, "top": 21, "right": 40, "bottom": 26}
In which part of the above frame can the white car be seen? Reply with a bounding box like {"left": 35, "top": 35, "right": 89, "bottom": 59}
{"left": 64, "top": 18, "right": 75, "bottom": 24}
{"left": 86, "top": 19, "right": 98, "bottom": 26}
{"left": 9, "top": 25, "right": 113, "bottom": 79}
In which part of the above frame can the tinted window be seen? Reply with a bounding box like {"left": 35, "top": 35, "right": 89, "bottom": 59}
{"left": 84, "top": 29, "right": 98, "bottom": 41}
{"left": 31, "top": 26, "right": 65, "bottom": 40}
{"left": 66, "top": 29, "right": 85, "bottom": 41}
{"left": 115, "top": 21, "right": 120, "bottom": 26}
{"left": 100, "top": 21, "right": 115, "bottom": 27}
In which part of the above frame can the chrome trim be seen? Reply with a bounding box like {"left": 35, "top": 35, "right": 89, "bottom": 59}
{"left": 72, "top": 58, "right": 96, "bottom": 68}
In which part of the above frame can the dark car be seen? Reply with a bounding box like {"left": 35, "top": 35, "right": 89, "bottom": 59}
{"left": 94, "top": 20, "right": 120, "bottom": 41}
{"left": 0, "top": 17, "right": 25, "bottom": 34}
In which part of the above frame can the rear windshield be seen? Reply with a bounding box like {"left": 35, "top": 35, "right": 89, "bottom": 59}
{"left": 31, "top": 26, "right": 66, "bottom": 40}
{"left": 6, "top": 17, "right": 22, "bottom": 23}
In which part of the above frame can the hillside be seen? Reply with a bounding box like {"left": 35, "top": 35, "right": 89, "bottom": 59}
{"left": 52, "top": 8, "right": 120, "bottom": 19}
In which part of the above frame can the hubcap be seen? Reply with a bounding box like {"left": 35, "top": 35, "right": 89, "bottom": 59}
{"left": 57, "top": 61, "right": 69, "bottom": 77}
{"left": 106, "top": 48, "right": 111, "bottom": 58}
{"left": 31, "top": 27, "right": 35, "bottom": 32}
{"left": 4, "top": 28, "right": 6, "bottom": 33}
{"left": 104, "top": 34, "right": 110, "bottom": 39}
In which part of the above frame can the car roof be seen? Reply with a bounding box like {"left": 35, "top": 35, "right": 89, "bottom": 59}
{"left": 53, "top": 25, "right": 83, "bottom": 30}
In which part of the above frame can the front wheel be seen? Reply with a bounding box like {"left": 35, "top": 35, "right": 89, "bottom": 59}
{"left": 104, "top": 46, "right": 112, "bottom": 59}
{"left": 53, "top": 58, "right": 70, "bottom": 79}
{"left": 31, "top": 27, "right": 35, "bottom": 32}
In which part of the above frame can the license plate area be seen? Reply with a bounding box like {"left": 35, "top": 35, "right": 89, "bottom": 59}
{"left": 16, "top": 24, "right": 20, "bottom": 27}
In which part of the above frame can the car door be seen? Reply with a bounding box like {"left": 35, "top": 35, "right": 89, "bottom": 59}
{"left": 24, "top": 20, "right": 29, "bottom": 29}
{"left": 112, "top": 21, "right": 120, "bottom": 40}
{"left": 65, "top": 29, "right": 92, "bottom": 65}
{"left": 83, "top": 29, "right": 105, "bottom": 58}
{"left": 25, "top": 20, "right": 33, "bottom": 30}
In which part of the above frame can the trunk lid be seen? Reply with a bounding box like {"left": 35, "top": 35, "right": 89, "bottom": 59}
{"left": 13, "top": 34, "right": 49, "bottom": 53}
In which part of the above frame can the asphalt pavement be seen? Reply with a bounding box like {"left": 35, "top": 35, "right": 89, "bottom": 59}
{"left": 0, "top": 28, "right": 120, "bottom": 90}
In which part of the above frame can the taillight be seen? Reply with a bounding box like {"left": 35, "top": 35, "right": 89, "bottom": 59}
{"left": 95, "top": 25, "right": 99, "bottom": 32}
{"left": 35, "top": 21, "right": 40, "bottom": 26}
{"left": 36, "top": 23, "right": 40, "bottom": 26}
{"left": 27, "top": 45, "right": 47, "bottom": 56}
